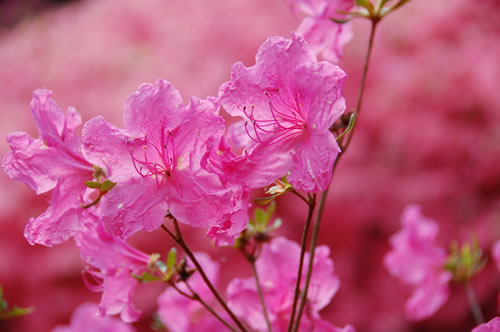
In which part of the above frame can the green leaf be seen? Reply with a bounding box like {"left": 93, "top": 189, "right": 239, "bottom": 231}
{"left": 85, "top": 181, "right": 102, "bottom": 189}
{"left": 167, "top": 248, "right": 177, "bottom": 271}
{"left": 100, "top": 180, "right": 117, "bottom": 193}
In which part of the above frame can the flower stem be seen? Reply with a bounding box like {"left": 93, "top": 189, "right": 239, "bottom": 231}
{"left": 287, "top": 194, "right": 317, "bottom": 332}
{"left": 161, "top": 221, "right": 248, "bottom": 332}
{"left": 182, "top": 281, "right": 239, "bottom": 332}
{"left": 291, "top": 19, "right": 379, "bottom": 332}
{"left": 342, "top": 19, "right": 378, "bottom": 151}
{"left": 250, "top": 257, "right": 273, "bottom": 332}
{"left": 466, "top": 282, "right": 485, "bottom": 325}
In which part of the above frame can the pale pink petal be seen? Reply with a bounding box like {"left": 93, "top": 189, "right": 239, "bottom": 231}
{"left": 3, "top": 132, "right": 59, "bottom": 194}
{"left": 100, "top": 177, "right": 168, "bottom": 239}
{"left": 82, "top": 116, "right": 137, "bottom": 182}
{"left": 99, "top": 270, "right": 141, "bottom": 323}
{"left": 405, "top": 272, "right": 452, "bottom": 321}
{"left": 384, "top": 205, "right": 447, "bottom": 285}
{"left": 24, "top": 174, "right": 89, "bottom": 246}
{"left": 288, "top": 131, "right": 340, "bottom": 193}
{"left": 297, "top": 18, "right": 352, "bottom": 63}
{"left": 123, "top": 79, "right": 185, "bottom": 138}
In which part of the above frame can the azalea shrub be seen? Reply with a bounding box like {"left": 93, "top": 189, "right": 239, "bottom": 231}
{"left": 1, "top": 0, "right": 499, "bottom": 332}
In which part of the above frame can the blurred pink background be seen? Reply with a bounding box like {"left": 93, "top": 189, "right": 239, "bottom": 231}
{"left": 0, "top": 0, "right": 499, "bottom": 331}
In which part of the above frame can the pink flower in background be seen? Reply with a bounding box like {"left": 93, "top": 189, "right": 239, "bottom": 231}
{"left": 157, "top": 252, "right": 225, "bottom": 332}
{"left": 82, "top": 80, "right": 249, "bottom": 243}
{"left": 2, "top": 89, "right": 94, "bottom": 246}
{"left": 288, "top": 0, "right": 354, "bottom": 63}
{"left": 384, "top": 205, "right": 452, "bottom": 321}
{"left": 227, "top": 236, "right": 354, "bottom": 331}
{"left": 472, "top": 317, "right": 500, "bottom": 332}
{"left": 218, "top": 34, "right": 346, "bottom": 193}
{"left": 52, "top": 303, "right": 136, "bottom": 332}
{"left": 75, "top": 218, "right": 151, "bottom": 322}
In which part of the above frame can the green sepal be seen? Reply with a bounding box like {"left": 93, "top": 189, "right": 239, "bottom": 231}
{"left": 254, "top": 202, "right": 276, "bottom": 232}
{"left": 100, "top": 180, "right": 116, "bottom": 193}
{"left": 167, "top": 248, "right": 177, "bottom": 271}
{"left": 444, "top": 239, "right": 487, "bottom": 282}
{"left": 85, "top": 181, "right": 102, "bottom": 189}
{"left": 132, "top": 272, "right": 161, "bottom": 283}
{"left": 355, "top": 0, "right": 372, "bottom": 9}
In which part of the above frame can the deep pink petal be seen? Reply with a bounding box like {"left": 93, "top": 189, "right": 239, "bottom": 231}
{"left": 472, "top": 317, "right": 500, "bottom": 332}
{"left": 51, "top": 303, "right": 136, "bottom": 332}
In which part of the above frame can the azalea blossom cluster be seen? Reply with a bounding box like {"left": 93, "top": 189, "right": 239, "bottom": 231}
{"left": 3, "top": 19, "right": 352, "bottom": 332}
{"left": 4, "top": 0, "right": 498, "bottom": 331}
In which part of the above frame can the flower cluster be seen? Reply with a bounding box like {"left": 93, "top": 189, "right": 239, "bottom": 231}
{"left": 2, "top": 31, "right": 348, "bottom": 327}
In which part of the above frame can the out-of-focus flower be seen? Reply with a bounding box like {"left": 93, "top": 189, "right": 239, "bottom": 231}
{"left": 75, "top": 218, "right": 151, "bottom": 323}
{"left": 218, "top": 33, "right": 346, "bottom": 193}
{"left": 384, "top": 205, "right": 452, "bottom": 321}
{"left": 52, "top": 302, "right": 136, "bottom": 332}
{"left": 227, "top": 236, "right": 354, "bottom": 331}
{"left": 471, "top": 317, "right": 500, "bottom": 332}
{"left": 156, "top": 252, "right": 224, "bottom": 332}
{"left": 82, "top": 80, "right": 249, "bottom": 244}
{"left": 2, "top": 89, "right": 94, "bottom": 246}
{"left": 287, "top": 0, "right": 353, "bottom": 63}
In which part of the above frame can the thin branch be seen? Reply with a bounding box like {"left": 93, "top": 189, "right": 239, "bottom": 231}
{"left": 292, "top": 19, "right": 379, "bottom": 332}
{"left": 287, "top": 194, "right": 317, "bottom": 332}
{"left": 161, "top": 222, "right": 248, "bottom": 332}
{"left": 183, "top": 281, "right": 239, "bottom": 332}
{"left": 250, "top": 258, "right": 273, "bottom": 332}
{"left": 465, "top": 282, "right": 485, "bottom": 325}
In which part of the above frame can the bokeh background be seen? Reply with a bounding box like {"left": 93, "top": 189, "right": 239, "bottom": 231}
{"left": 0, "top": 0, "right": 499, "bottom": 331}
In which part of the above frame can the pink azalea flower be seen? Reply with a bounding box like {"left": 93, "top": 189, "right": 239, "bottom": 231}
{"left": 472, "top": 317, "right": 500, "bottom": 332}
{"left": 218, "top": 34, "right": 346, "bottom": 193}
{"left": 157, "top": 252, "right": 225, "bottom": 332}
{"left": 75, "top": 217, "right": 151, "bottom": 322}
{"left": 52, "top": 302, "right": 136, "bottom": 332}
{"left": 82, "top": 79, "right": 249, "bottom": 243}
{"left": 226, "top": 236, "right": 354, "bottom": 332}
{"left": 384, "top": 205, "right": 452, "bottom": 321}
{"left": 2, "top": 89, "right": 94, "bottom": 246}
{"left": 288, "top": 0, "right": 354, "bottom": 63}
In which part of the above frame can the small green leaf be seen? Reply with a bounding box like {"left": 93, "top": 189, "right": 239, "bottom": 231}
{"left": 167, "top": 248, "right": 177, "bottom": 271}
{"left": 85, "top": 181, "right": 102, "bottom": 189}
{"left": 100, "top": 180, "right": 116, "bottom": 193}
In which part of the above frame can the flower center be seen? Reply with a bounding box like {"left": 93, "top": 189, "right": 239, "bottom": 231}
{"left": 127, "top": 129, "right": 176, "bottom": 186}
{"left": 244, "top": 88, "right": 307, "bottom": 145}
